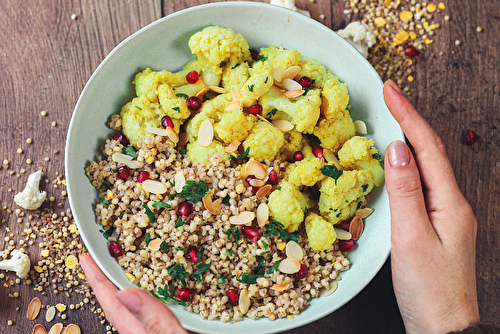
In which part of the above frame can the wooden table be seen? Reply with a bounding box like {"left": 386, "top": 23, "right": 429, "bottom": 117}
{"left": 0, "top": 0, "right": 498, "bottom": 333}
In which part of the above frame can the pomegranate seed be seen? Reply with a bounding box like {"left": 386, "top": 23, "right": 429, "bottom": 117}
{"left": 338, "top": 219, "right": 351, "bottom": 231}
{"left": 161, "top": 115, "right": 174, "bottom": 129}
{"left": 177, "top": 201, "right": 194, "bottom": 219}
{"left": 292, "top": 263, "right": 309, "bottom": 280}
{"left": 250, "top": 49, "right": 260, "bottom": 61}
{"left": 185, "top": 245, "right": 200, "bottom": 263}
{"left": 176, "top": 287, "right": 194, "bottom": 302}
{"left": 293, "top": 151, "right": 304, "bottom": 162}
{"left": 463, "top": 130, "right": 480, "bottom": 145}
{"left": 227, "top": 289, "right": 239, "bottom": 306}
{"left": 298, "top": 76, "right": 313, "bottom": 89}
{"left": 116, "top": 166, "right": 129, "bottom": 179}
{"left": 187, "top": 96, "right": 202, "bottom": 111}
{"left": 241, "top": 225, "right": 260, "bottom": 243}
{"left": 186, "top": 70, "right": 199, "bottom": 84}
{"left": 112, "top": 133, "right": 129, "bottom": 146}
{"left": 245, "top": 175, "right": 259, "bottom": 190}
{"left": 338, "top": 239, "right": 356, "bottom": 252}
{"left": 404, "top": 45, "right": 421, "bottom": 58}
{"left": 108, "top": 242, "right": 123, "bottom": 257}
{"left": 248, "top": 104, "right": 263, "bottom": 116}
{"left": 136, "top": 171, "right": 150, "bottom": 183}
{"left": 267, "top": 170, "right": 279, "bottom": 186}
{"left": 312, "top": 145, "right": 325, "bottom": 161}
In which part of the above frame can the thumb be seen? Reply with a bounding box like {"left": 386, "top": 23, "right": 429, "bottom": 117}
{"left": 115, "top": 287, "right": 188, "bottom": 334}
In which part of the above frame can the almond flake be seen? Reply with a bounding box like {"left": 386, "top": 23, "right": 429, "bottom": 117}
{"left": 45, "top": 306, "right": 56, "bottom": 322}
{"left": 224, "top": 100, "right": 241, "bottom": 111}
{"left": 334, "top": 228, "right": 352, "bottom": 240}
{"left": 272, "top": 66, "right": 285, "bottom": 82}
{"left": 349, "top": 215, "right": 364, "bottom": 241}
{"left": 111, "top": 153, "right": 143, "bottom": 169}
{"left": 249, "top": 178, "right": 266, "bottom": 188}
{"left": 141, "top": 180, "right": 167, "bottom": 194}
{"left": 27, "top": 297, "right": 42, "bottom": 320}
{"left": 208, "top": 86, "right": 228, "bottom": 94}
{"left": 283, "top": 65, "right": 301, "bottom": 80}
{"left": 177, "top": 133, "right": 189, "bottom": 146}
{"left": 283, "top": 89, "right": 305, "bottom": 99}
{"left": 282, "top": 78, "right": 302, "bottom": 91}
{"left": 65, "top": 324, "right": 81, "bottom": 334}
{"left": 285, "top": 240, "right": 304, "bottom": 262}
{"left": 354, "top": 120, "right": 368, "bottom": 135}
{"left": 355, "top": 207, "right": 374, "bottom": 219}
{"left": 33, "top": 324, "right": 48, "bottom": 334}
{"left": 256, "top": 114, "right": 273, "bottom": 126}
{"left": 323, "top": 149, "right": 343, "bottom": 170}
{"left": 166, "top": 127, "right": 179, "bottom": 144}
{"left": 196, "top": 87, "right": 208, "bottom": 97}
{"left": 229, "top": 211, "right": 255, "bottom": 225}
{"left": 319, "top": 281, "right": 338, "bottom": 297}
{"left": 244, "top": 160, "right": 267, "bottom": 179}
{"left": 198, "top": 119, "right": 214, "bottom": 147}
{"left": 202, "top": 193, "right": 221, "bottom": 215}
{"left": 174, "top": 171, "right": 186, "bottom": 193}
{"left": 225, "top": 140, "right": 240, "bottom": 153}
{"left": 256, "top": 203, "right": 269, "bottom": 227}
{"left": 238, "top": 288, "right": 250, "bottom": 314}
{"left": 145, "top": 126, "right": 168, "bottom": 136}
{"left": 278, "top": 258, "right": 301, "bottom": 274}
{"left": 256, "top": 184, "right": 272, "bottom": 199}
{"left": 272, "top": 119, "right": 294, "bottom": 132}
{"left": 270, "top": 283, "right": 290, "bottom": 292}
{"left": 148, "top": 238, "right": 163, "bottom": 251}
{"left": 48, "top": 323, "right": 63, "bottom": 334}
{"left": 231, "top": 86, "right": 242, "bottom": 102}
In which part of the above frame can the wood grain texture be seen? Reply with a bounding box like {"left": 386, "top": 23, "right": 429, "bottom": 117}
{"left": 0, "top": 0, "right": 498, "bottom": 333}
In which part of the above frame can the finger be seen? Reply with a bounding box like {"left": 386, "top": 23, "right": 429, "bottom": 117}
{"left": 80, "top": 254, "right": 146, "bottom": 334}
{"left": 115, "top": 287, "right": 188, "bottom": 334}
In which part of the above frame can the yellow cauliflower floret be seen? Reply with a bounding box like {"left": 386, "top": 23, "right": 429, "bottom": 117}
{"left": 242, "top": 120, "right": 284, "bottom": 162}
{"left": 318, "top": 170, "right": 374, "bottom": 224}
{"left": 214, "top": 107, "right": 256, "bottom": 143}
{"left": 133, "top": 68, "right": 163, "bottom": 103}
{"left": 239, "top": 61, "right": 274, "bottom": 107}
{"left": 259, "top": 46, "right": 301, "bottom": 69}
{"left": 280, "top": 130, "right": 303, "bottom": 160}
{"left": 120, "top": 96, "right": 163, "bottom": 147}
{"left": 287, "top": 158, "right": 326, "bottom": 187}
{"left": 186, "top": 140, "right": 229, "bottom": 165}
{"left": 314, "top": 111, "right": 356, "bottom": 154}
{"left": 305, "top": 213, "right": 337, "bottom": 251}
{"left": 157, "top": 84, "right": 191, "bottom": 120}
{"left": 321, "top": 78, "right": 350, "bottom": 119}
{"left": 322, "top": 195, "right": 367, "bottom": 225}
{"left": 297, "top": 57, "right": 338, "bottom": 89}
{"left": 221, "top": 62, "right": 250, "bottom": 91}
{"left": 268, "top": 181, "right": 306, "bottom": 232}
{"left": 185, "top": 94, "right": 230, "bottom": 140}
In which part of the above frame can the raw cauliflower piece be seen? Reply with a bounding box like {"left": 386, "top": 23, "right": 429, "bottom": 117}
{"left": 14, "top": 170, "right": 46, "bottom": 210}
{"left": 338, "top": 136, "right": 385, "bottom": 187}
{"left": 336, "top": 22, "right": 377, "bottom": 58}
{"left": 280, "top": 130, "right": 303, "bottom": 160}
{"left": 158, "top": 83, "right": 191, "bottom": 120}
{"left": 321, "top": 78, "right": 350, "bottom": 119}
{"left": 297, "top": 57, "right": 338, "bottom": 89}
{"left": 268, "top": 181, "right": 307, "bottom": 232}
{"left": 259, "top": 46, "right": 302, "bottom": 70}
{"left": 287, "top": 158, "right": 326, "bottom": 187}
{"left": 0, "top": 249, "right": 31, "bottom": 279}
{"left": 186, "top": 140, "right": 229, "bottom": 165}
{"left": 214, "top": 107, "right": 256, "bottom": 143}
{"left": 239, "top": 61, "right": 274, "bottom": 107}
{"left": 314, "top": 111, "right": 356, "bottom": 154}
{"left": 318, "top": 170, "right": 374, "bottom": 224}
{"left": 305, "top": 213, "right": 337, "bottom": 251}
{"left": 242, "top": 120, "right": 284, "bottom": 162}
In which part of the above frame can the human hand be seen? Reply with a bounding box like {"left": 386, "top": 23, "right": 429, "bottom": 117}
{"left": 383, "top": 80, "right": 480, "bottom": 334}
{"left": 80, "top": 254, "right": 188, "bottom": 334}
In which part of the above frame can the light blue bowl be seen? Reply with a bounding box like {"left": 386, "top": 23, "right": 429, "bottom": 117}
{"left": 65, "top": 2, "right": 403, "bottom": 333}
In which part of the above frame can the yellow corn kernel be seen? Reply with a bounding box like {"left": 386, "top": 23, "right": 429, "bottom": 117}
{"left": 107, "top": 190, "right": 113, "bottom": 200}
{"left": 400, "top": 10, "right": 413, "bottom": 21}
{"left": 427, "top": 3, "right": 437, "bottom": 12}
{"left": 65, "top": 255, "right": 78, "bottom": 269}
{"left": 438, "top": 2, "right": 445, "bottom": 10}
{"left": 425, "top": 38, "right": 434, "bottom": 44}
{"left": 407, "top": 76, "right": 414, "bottom": 82}
{"left": 78, "top": 272, "right": 86, "bottom": 280}
{"left": 40, "top": 250, "right": 50, "bottom": 257}
{"left": 125, "top": 273, "right": 135, "bottom": 281}
{"left": 409, "top": 32, "right": 417, "bottom": 40}
{"left": 276, "top": 242, "right": 286, "bottom": 251}
{"left": 34, "top": 266, "right": 43, "bottom": 273}
{"left": 374, "top": 17, "right": 387, "bottom": 27}
{"left": 68, "top": 224, "right": 77, "bottom": 234}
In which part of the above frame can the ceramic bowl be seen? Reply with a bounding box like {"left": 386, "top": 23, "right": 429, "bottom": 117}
{"left": 65, "top": 2, "right": 403, "bottom": 333}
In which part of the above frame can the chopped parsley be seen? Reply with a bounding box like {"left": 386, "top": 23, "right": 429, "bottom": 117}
{"left": 219, "top": 60, "right": 227, "bottom": 68}
{"left": 144, "top": 233, "right": 159, "bottom": 245}
{"left": 218, "top": 277, "right": 227, "bottom": 285}
{"left": 153, "top": 284, "right": 186, "bottom": 306}
{"left": 99, "top": 199, "right": 111, "bottom": 205}
{"left": 152, "top": 201, "right": 171, "bottom": 210}
{"left": 177, "top": 180, "right": 209, "bottom": 203}
{"left": 357, "top": 201, "right": 363, "bottom": 210}
{"left": 264, "top": 76, "right": 268, "bottom": 84}
{"left": 174, "top": 247, "right": 187, "bottom": 251}
{"left": 172, "top": 107, "right": 181, "bottom": 113}
{"left": 222, "top": 195, "right": 230, "bottom": 204}
{"left": 267, "top": 108, "right": 277, "bottom": 120}
{"left": 320, "top": 164, "right": 343, "bottom": 185}
{"left": 134, "top": 105, "right": 142, "bottom": 111}
{"left": 361, "top": 184, "right": 369, "bottom": 192}
{"left": 223, "top": 227, "right": 240, "bottom": 244}
{"left": 112, "top": 168, "right": 120, "bottom": 173}
{"left": 142, "top": 204, "right": 155, "bottom": 224}
{"left": 229, "top": 146, "right": 250, "bottom": 160}
{"left": 176, "top": 93, "right": 189, "bottom": 100}
{"left": 193, "top": 260, "right": 212, "bottom": 283}
{"left": 179, "top": 149, "right": 188, "bottom": 155}
{"left": 266, "top": 260, "right": 282, "bottom": 274}
{"left": 248, "top": 84, "right": 255, "bottom": 92}
{"left": 225, "top": 248, "right": 233, "bottom": 257}
{"left": 101, "top": 226, "right": 115, "bottom": 240}
{"left": 261, "top": 240, "right": 269, "bottom": 250}
{"left": 372, "top": 153, "right": 384, "bottom": 166}
{"left": 258, "top": 54, "right": 268, "bottom": 62}
{"left": 231, "top": 63, "right": 241, "bottom": 69}
{"left": 160, "top": 241, "right": 169, "bottom": 251}
{"left": 237, "top": 272, "right": 263, "bottom": 285}
{"left": 123, "top": 146, "right": 137, "bottom": 159}
{"left": 263, "top": 220, "right": 299, "bottom": 242}
{"left": 257, "top": 255, "right": 266, "bottom": 265}
{"left": 175, "top": 217, "right": 184, "bottom": 228}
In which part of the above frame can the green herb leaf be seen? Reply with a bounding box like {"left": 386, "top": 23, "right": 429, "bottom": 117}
{"left": 229, "top": 146, "right": 250, "bottom": 160}
{"left": 172, "top": 106, "right": 181, "bottom": 113}
{"left": 225, "top": 248, "right": 233, "bottom": 257}
{"left": 263, "top": 220, "right": 299, "bottom": 242}
{"left": 219, "top": 60, "right": 227, "bottom": 67}
{"left": 372, "top": 153, "right": 384, "bottom": 166}
{"left": 193, "top": 260, "right": 212, "bottom": 283}
{"left": 231, "top": 63, "right": 241, "bottom": 69}
{"left": 260, "top": 250, "right": 270, "bottom": 256}
{"left": 320, "top": 164, "right": 343, "bottom": 185}
{"left": 160, "top": 241, "right": 169, "bottom": 251}
{"left": 223, "top": 227, "right": 240, "bottom": 244}
{"left": 176, "top": 93, "right": 189, "bottom": 100}
{"left": 142, "top": 204, "right": 155, "bottom": 224}
{"left": 112, "top": 168, "right": 120, "bottom": 173}
{"left": 177, "top": 180, "right": 209, "bottom": 203}
{"left": 221, "top": 195, "right": 230, "bottom": 204}
{"left": 102, "top": 226, "right": 115, "bottom": 240}
{"left": 257, "top": 255, "right": 266, "bottom": 265}
{"left": 267, "top": 108, "right": 277, "bottom": 120}
{"left": 248, "top": 84, "right": 255, "bottom": 92}
{"left": 361, "top": 184, "right": 369, "bottom": 192}
{"left": 174, "top": 247, "right": 187, "bottom": 251}
{"left": 237, "top": 272, "right": 264, "bottom": 285}
{"left": 196, "top": 246, "right": 205, "bottom": 263}
{"left": 258, "top": 54, "right": 268, "bottom": 62}
{"left": 266, "top": 260, "right": 282, "bottom": 274}
{"left": 99, "top": 199, "right": 111, "bottom": 205}
{"left": 145, "top": 233, "right": 159, "bottom": 245}
{"left": 154, "top": 283, "right": 183, "bottom": 305}
{"left": 179, "top": 149, "right": 188, "bottom": 155}
{"left": 168, "top": 263, "right": 190, "bottom": 286}
{"left": 175, "top": 217, "right": 184, "bottom": 228}
{"left": 152, "top": 201, "right": 171, "bottom": 210}
{"left": 101, "top": 183, "right": 110, "bottom": 189}
{"left": 264, "top": 76, "right": 268, "bottom": 84}
{"left": 135, "top": 105, "right": 142, "bottom": 111}
{"left": 261, "top": 240, "right": 268, "bottom": 250}
{"left": 123, "top": 146, "right": 137, "bottom": 159}
{"left": 218, "top": 277, "right": 227, "bottom": 285}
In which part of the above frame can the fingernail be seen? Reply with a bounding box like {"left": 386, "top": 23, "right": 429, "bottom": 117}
{"left": 388, "top": 141, "right": 410, "bottom": 168}
{"left": 386, "top": 79, "right": 405, "bottom": 96}
{"left": 116, "top": 288, "right": 143, "bottom": 314}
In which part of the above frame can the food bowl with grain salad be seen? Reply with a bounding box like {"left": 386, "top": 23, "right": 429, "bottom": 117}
{"left": 65, "top": 2, "right": 403, "bottom": 333}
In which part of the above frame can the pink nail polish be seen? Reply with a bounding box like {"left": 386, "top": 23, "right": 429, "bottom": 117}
{"left": 388, "top": 141, "right": 410, "bottom": 167}
{"left": 116, "top": 288, "right": 143, "bottom": 314}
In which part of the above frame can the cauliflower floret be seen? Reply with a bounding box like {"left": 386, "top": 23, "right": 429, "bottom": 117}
{"left": 305, "top": 213, "right": 337, "bottom": 251}
{"left": 270, "top": 0, "right": 311, "bottom": 17}
{"left": 259, "top": 46, "right": 302, "bottom": 70}
{"left": 318, "top": 170, "right": 374, "bottom": 224}
{"left": 239, "top": 61, "right": 274, "bottom": 107}
{"left": 338, "top": 136, "right": 385, "bottom": 187}
{"left": 260, "top": 86, "right": 321, "bottom": 133}
{"left": 185, "top": 94, "right": 231, "bottom": 140}
{"left": 214, "top": 107, "right": 257, "bottom": 143}
{"left": 297, "top": 57, "right": 338, "bottom": 89}
{"left": 287, "top": 158, "right": 326, "bottom": 187}
{"left": 186, "top": 140, "right": 229, "bottom": 165}
{"left": 268, "top": 181, "right": 307, "bottom": 232}
{"left": 222, "top": 62, "right": 250, "bottom": 91}
{"left": 158, "top": 83, "right": 191, "bottom": 120}
{"left": 321, "top": 78, "right": 350, "bottom": 119}
{"left": 314, "top": 111, "right": 356, "bottom": 154}
{"left": 242, "top": 120, "right": 285, "bottom": 162}
{"left": 14, "top": 170, "right": 46, "bottom": 210}
{"left": 280, "top": 130, "right": 303, "bottom": 160}
{"left": 336, "top": 22, "right": 377, "bottom": 58}
{"left": 0, "top": 249, "right": 31, "bottom": 278}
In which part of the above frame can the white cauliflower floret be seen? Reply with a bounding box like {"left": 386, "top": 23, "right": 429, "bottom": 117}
{"left": 14, "top": 170, "right": 46, "bottom": 210}
{"left": 239, "top": 61, "right": 274, "bottom": 107}
{"left": 214, "top": 107, "right": 257, "bottom": 143}
{"left": 270, "top": 0, "right": 310, "bottom": 17}
{"left": 268, "top": 181, "right": 308, "bottom": 232}
{"left": 0, "top": 249, "right": 31, "bottom": 278}
{"left": 336, "top": 22, "right": 376, "bottom": 58}
{"left": 242, "top": 120, "right": 285, "bottom": 162}
{"left": 305, "top": 213, "right": 337, "bottom": 251}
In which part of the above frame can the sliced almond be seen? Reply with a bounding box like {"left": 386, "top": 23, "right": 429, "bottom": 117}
{"left": 198, "top": 119, "right": 214, "bottom": 147}
{"left": 349, "top": 215, "right": 364, "bottom": 241}
{"left": 174, "top": 171, "right": 186, "bottom": 193}
{"left": 244, "top": 160, "right": 267, "bottom": 179}
{"left": 202, "top": 193, "right": 221, "bottom": 215}
{"left": 145, "top": 126, "right": 168, "bottom": 136}
{"left": 33, "top": 324, "right": 48, "bottom": 334}
{"left": 196, "top": 87, "right": 208, "bottom": 97}
{"left": 249, "top": 178, "right": 266, "bottom": 188}
{"left": 278, "top": 258, "right": 301, "bottom": 274}
{"left": 273, "top": 83, "right": 286, "bottom": 92}
{"left": 319, "top": 281, "right": 338, "bottom": 297}
{"left": 177, "top": 133, "right": 189, "bottom": 146}
{"left": 282, "top": 65, "right": 301, "bottom": 80}
{"left": 285, "top": 240, "right": 304, "bottom": 262}
{"left": 256, "top": 203, "right": 269, "bottom": 227}
{"left": 48, "top": 323, "right": 63, "bottom": 334}
{"left": 224, "top": 100, "right": 241, "bottom": 111}
{"left": 354, "top": 120, "right": 368, "bottom": 135}
{"left": 256, "top": 184, "right": 272, "bottom": 199}
{"left": 111, "top": 153, "right": 143, "bottom": 169}
{"left": 272, "top": 119, "right": 294, "bottom": 132}
{"left": 283, "top": 89, "right": 305, "bottom": 99}
{"left": 45, "top": 305, "right": 56, "bottom": 322}
{"left": 282, "top": 78, "right": 303, "bottom": 91}
{"left": 141, "top": 180, "right": 168, "bottom": 194}
{"left": 272, "top": 66, "right": 285, "bottom": 82}
{"left": 225, "top": 140, "right": 241, "bottom": 153}
{"left": 270, "top": 283, "right": 290, "bottom": 292}
{"left": 166, "top": 127, "right": 179, "bottom": 144}
{"left": 323, "top": 148, "right": 344, "bottom": 170}
{"left": 208, "top": 86, "right": 228, "bottom": 94}
{"left": 256, "top": 114, "right": 273, "bottom": 126}
{"left": 238, "top": 288, "right": 250, "bottom": 314}
{"left": 27, "top": 297, "right": 42, "bottom": 320}
{"left": 355, "top": 207, "right": 374, "bottom": 219}
{"left": 334, "top": 228, "right": 352, "bottom": 240}
{"left": 231, "top": 86, "right": 242, "bottom": 101}
{"left": 239, "top": 166, "right": 250, "bottom": 181}
{"left": 65, "top": 324, "right": 81, "bottom": 334}
{"left": 229, "top": 211, "right": 255, "bottom": 225}
{"left": 148, "top": 238, "right": 163, "bottom": 251}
